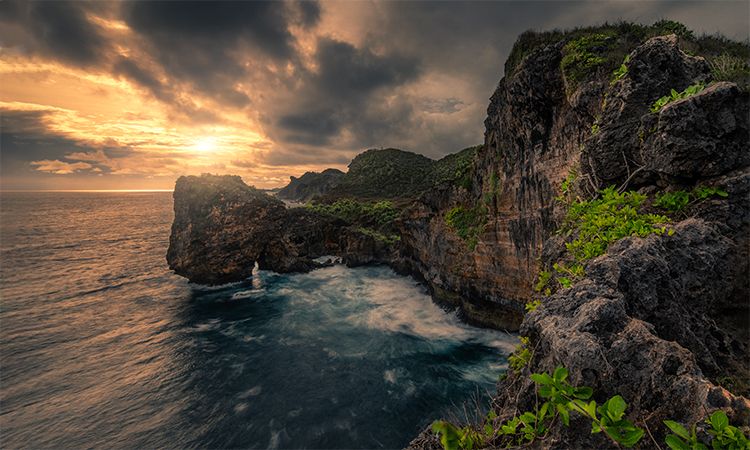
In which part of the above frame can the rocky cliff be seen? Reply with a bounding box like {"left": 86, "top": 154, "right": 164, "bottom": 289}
{"left": 167, "top": 22, "right": 750, "bottom": 449}
{"left": 276, "top": 168, "right": 344, "bottom": 202}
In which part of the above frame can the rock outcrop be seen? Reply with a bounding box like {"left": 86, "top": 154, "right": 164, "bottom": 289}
{"left": 407, "top": 28, "right": 749, "bottom": 450}
{"left": 276, "top": 168, "right": 344, "bottom": 202}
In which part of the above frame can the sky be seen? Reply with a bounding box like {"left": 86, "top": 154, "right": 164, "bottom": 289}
{"left": 0, "top": 1, "right": 747, "bottom": 190}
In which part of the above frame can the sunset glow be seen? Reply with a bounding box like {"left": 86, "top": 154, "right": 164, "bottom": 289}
{"left": 1, "top": 1, "right": 747, "bottom": 190}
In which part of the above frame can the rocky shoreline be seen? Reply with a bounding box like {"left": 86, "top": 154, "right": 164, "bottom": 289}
{"left": 167, "top": 23, "right": 749, "bottom": 449}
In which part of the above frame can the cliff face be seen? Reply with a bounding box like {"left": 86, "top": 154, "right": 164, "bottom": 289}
{"left": 167, "top": 24, "right": 749, "bottom": 448}
{"left": 407, "top": 31, "right": 750, "bottom": 449}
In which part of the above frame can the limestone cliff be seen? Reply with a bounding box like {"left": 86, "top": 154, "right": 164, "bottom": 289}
{"left": 167, "top": 23, "right": 750, "bottom": 449}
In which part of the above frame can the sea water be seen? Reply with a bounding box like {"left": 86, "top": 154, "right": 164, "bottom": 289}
{"left": 0, "top": 191, "right": 516, "bottom": 449}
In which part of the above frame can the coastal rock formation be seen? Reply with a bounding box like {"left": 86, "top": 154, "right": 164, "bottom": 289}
{"left": 167, "top": 174, "right": 397, "bottom": 284}
{"left": 276, "top": 168, "right": 344, "bottom": 202}
{"left": 408, "top": 27, "right": 749, "bottom": 449}
{"left": 167, "top": 23, "right": 749, "bottom": 449}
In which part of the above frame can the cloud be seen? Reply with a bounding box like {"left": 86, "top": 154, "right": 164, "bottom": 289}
{"left": 0, "top": 0, "right": 111, "bottom": 65}
{"left": 1, "top": 0, "right": 748, "bottom": 189}
{"left": 30, "top": 159, "right": 93, "bottom": 175}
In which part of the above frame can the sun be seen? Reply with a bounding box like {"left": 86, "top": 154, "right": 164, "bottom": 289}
{"left": 194, "top": 137, "right": 218, "bottom": 152}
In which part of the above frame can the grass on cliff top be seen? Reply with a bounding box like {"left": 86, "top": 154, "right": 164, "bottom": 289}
{"left": 505, "top": 20, "right": 750, "bottom": 86}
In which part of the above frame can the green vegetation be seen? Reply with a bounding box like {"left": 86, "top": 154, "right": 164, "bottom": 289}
{"left": 708, "top": 54, "right": 750, "bottom": 90}
{"left": 561, "top": 32, "right": 616, "bottom": 90}
{"left": 356, "top": 227, "right": 400, "bottom": 245}
{"left": 306, "top": 199, "right": 399, "bottom": 225}
{"left": 654, "top": 185, "right": 729, "bottom": 212}
{"left": 505, "top": 20, "right": 749, "bottom": 93}
{"left": 331, "top": 148, "right": 434, "bottom": 199}
{"left": 651, "top": 83, "right": 706, "bottom": 113}
{"left": 524, "top": 299, "right": 541, "bottom": 312}
{"left": 537, "top": 178, "right": 731, "bottom": 298}
{"left": 591, "top": 123, "right": 600, "bottom": 134}
{"left": 652, "top": 19, "right": 695, "bottom": 40}
{"left": 483, "top": 172, "right": 501, "bottom": 205}
{"left": 508, "top": 336, "right": 532, "bottom": 373}
{"left": 611, "top": 54, "right": 630, "bottom": 84}
{"left": 444, "top": 205, "right": 488, "bottom": 250}
{"left": 329, "top": 146, "right": 480, "bottom": 200}
{"left": 433, "top": 145, "right": 480, "bottom": 190}
{"left": 434, "top": 365, "right": 749, "bottom": 450}
{"left": 433, "top": 366, "right": 644, "bottom": 449}
{"left": 563, "top": 187, "right": 669, "bottom": 262}
{"left": 665, "top": 411, "right": 750, "bottom": 450}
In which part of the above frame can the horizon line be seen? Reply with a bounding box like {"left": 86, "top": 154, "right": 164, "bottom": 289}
{"left": 0, "top": 189, "right": 175, "bottom": 193}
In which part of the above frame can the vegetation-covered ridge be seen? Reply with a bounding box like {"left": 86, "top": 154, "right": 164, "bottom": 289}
{"left": 505, "top": 20, "right": 749, "bottom": 90}
{"left": 283, "top": 145, "right": 480, "bottom": 202}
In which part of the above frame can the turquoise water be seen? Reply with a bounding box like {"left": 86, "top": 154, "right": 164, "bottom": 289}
{"left": 0, "top": 191, "right": 516, "bottom": 449}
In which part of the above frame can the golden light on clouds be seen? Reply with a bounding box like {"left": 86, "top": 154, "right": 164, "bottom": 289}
{"left": 1, "top": 1, "right": 745, "bottom": 191}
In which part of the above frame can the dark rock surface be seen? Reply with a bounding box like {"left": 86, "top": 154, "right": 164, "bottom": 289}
{"left": 276, "top": 168, "right": 344, "bottom": 202}
{"left": 167, "top": 174, "right": 398, "bottom": 284}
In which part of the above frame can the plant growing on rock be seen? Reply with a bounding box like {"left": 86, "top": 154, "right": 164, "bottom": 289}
{"left": 664, "top": 411, "right": 750, "bottom": 450}
{"left": 611, "top": 54, "right": 631, "bottom": 84}
{"left": 444, "top": 205, "right": 488, "bottom": 251}
{"left": 563, "top": 187, "right": 670, "bottom": 262}
{"left": 654, "top": 185, "right": 729, "bottom": 212}
{"left": 508, "top": 336, "right": 533, "bottom": 373}
{"left": 650, "top": 83, "right": 706, "bottom": 112}
{"left": 433, "top": 366, "right": 644, "bottom": 449}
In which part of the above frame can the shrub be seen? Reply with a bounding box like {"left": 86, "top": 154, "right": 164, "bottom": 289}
{"left": 654, "top": 185, "right": 728, "bottom": 212}
{"left": 444, "top": 205, "right": 488, "bottom": 250}
{"left": 652, "top": 19, "right": 695, "bottom": 40}
{"left": 306, "top": 199, "right": 399, "bottom": 225}
{"left": 651, "top": 83, "right": 706, "bottom": 113}
{"left": 664, "top": 410, "right": 749, "bottom": 450}
{"left": 356, "top": 227, "right": 400, "bottom": 245}
{"left": 611, "top": 54, "right": 630, "bottom": 84}
{"left": 563, "top": 187, "right": 670, "bottom": 262}
{"left": 561, "top": 32, "right": 617, "bottom": 90}
{"left": 508, "top": 337, "right": 532, "bottom": 373}
{"left": 433, "top": 366, "right": 644, "bottom": 449}
{"left": 709, "top": 54, "right": 750, "bottom": 89}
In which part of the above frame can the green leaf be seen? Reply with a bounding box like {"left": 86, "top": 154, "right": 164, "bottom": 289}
{"left": 574, "top": 386, "right": 593, "bottom": 399}
{"left": 605, "top": 395, "right": 627, "bottom": 422}
{"left": 556, "top": 403, "right": 570, "bottom": 426}
{"left": 591, "top": 421, "right": 602, "bottom": 434}
{"left": 709, "top": 410, "right": 729, "bottom": 432}
{"left": 665, "top": 435, "right": 690, "bottom": 450}
{"left": 554, "top": 366, "right": 569, "bottom": 382}
{"left": 531, "top": 373, "right": 553, "bottom": 385}
{"left": 664, "top": 420, "right": 691, "bottom": 440}
{"left": 619, "top": 429, "right": 644, "bottom": 447}
{"left": 520, "top": 412, "right": 536, "bottom": 426}
{"left": 539, "top": 402, "right": 549, "bottom": 421}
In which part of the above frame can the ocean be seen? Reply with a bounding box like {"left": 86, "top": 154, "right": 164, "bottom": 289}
{"left": 0, "top": 191, "right": 516, "bottom": 449}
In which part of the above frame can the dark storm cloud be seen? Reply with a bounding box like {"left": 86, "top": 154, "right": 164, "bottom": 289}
{"left": 2, "top": 0, "right": 748, "bottom": 178}
{"left": 0, "top": 109, "right": 100, "bottom": 175}
{"left": 124, "top": 1, "right": 298, "bottom": 59}
{"left": 121, "top": 1, "right": 322, "bottom": 107}
{"left": 0, "top": 0, "right": 109, "bottom": 66}
{"left": 271, "top": 37, "right": 421, "bottom": 146}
